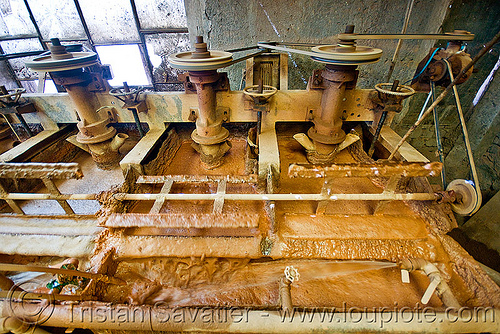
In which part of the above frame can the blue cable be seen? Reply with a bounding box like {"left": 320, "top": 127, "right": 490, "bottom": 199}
{"left": 404, "top": 47, "right": 442, "bottom": 84}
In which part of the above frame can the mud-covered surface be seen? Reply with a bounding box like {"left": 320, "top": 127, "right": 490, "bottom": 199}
{"left": 87, "top": 124, "right": 500, "bottom": 310}
{"left": 103, "top": 258, "right": 444, "bottom": 309}
{"left": 5, "top": 122, "right": 498, "bottom": 319}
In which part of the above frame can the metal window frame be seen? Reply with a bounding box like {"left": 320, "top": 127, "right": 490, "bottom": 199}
{"left": 0, "top": 0, "right": 189, "bottom": 92}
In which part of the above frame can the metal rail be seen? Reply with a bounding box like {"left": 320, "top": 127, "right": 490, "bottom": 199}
{"left": 112, "top": 192, "right": 438, "bottom": 201}
{"left": 0, "top": 191, "right": 438, "bottom": 202}
{"left": 336, "top": 33, "right": 475, "bottom": 41}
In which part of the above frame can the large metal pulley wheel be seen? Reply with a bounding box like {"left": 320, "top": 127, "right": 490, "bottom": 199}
{"left": 375, "top": 83, "right": 416, "bottom": 97}
{"left": 446, "top": 179, "right": 480, "bottom": 215}
{"left": 26, "top": 52, "right": 98, "bottom": 72}
{"left": 168, "top": 50, "right": 233, "bottom": 71}
{"left": 311, "top": 44, "right": 382, "bottom": 65}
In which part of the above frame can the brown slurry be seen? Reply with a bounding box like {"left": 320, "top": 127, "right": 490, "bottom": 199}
{"left": 89, "top": 126, "right": 500, "bottom": 309}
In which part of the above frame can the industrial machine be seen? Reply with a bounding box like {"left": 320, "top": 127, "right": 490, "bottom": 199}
{"left": 0, "top": 26, "right": 496, "bottom": 334}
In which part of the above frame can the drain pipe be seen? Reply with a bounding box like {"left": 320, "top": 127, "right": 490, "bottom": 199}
{"left": 279, "top": 266, "right": 299, "bottom": 313}
{"left": 0, "top": 317, "right": 50, "bottom": 334}
{"left": 401, "top": 258, "right": 460, "bottom": 308}
{"left": 279, "top": 277, "right": 293, "bottom": 312}
{"left": 4, "top": 302, "right": 498, "bottom": 333}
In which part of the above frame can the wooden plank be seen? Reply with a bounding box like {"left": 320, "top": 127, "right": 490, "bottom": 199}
{"left": 149, "top": 179, "right": 173, "bottom": 214}
{"left": 137, "top": 174, "right": 257, "bottom": 184}
{"left": 41, "top": 178, "right": 74, "bottom": 214}
{"left": 0, "top": 127, "right": 72, "bottom": 163}
{"left": 279, "top": 53, "right": 288, "bottom": 90}
{"left": 281, "top": 214, "right": 429, "bottom": 240}
{"left": 213, "top": 180, "right": 227, "bottom": 214}
{"left": 289, "top": 161, "right": 442, "bottom": 178}
{"left": 316, "top": 178, "right": 333, "bottom": 215}
{"left": 374, "top": 175, "right": 401, "bottom": 214}
{"left": 0, "top": 181, "right": 23, "bottom": 214}
{"left": 372, "top": 126, "right": 429, "bottom": 162}
{"left": 119, "top": 128, "right": 167, "bottom": 175}
{"left": 105, "top": 212, "right": 260, "bottom": 229}
{"left": 0, "top": 162, "right": 83, "bottom": 179}
{"left": 258, "top": 119, "right": 280, "bottom": 186}
{"left": 125, "top": 226, "right": 259, "bottom": 237}
{"left": 0, "top": 234, "right": 95, "bottom": 257}
{"left": 116, "top": 235, "right": 262, "bottom": 259}
{"left": 0, "top": 215, "right": 101, "bottom": 236}
{"left": 26, "top": 89, "right": 377, "bottom": 128}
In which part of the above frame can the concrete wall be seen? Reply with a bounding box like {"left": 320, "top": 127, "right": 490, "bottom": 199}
{"left": 184, "top": 0, "right": 449, "bottom": 90}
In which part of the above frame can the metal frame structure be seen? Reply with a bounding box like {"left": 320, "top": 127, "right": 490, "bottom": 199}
{"left": 0, "top": 0, "right": 189, "bottom": 91}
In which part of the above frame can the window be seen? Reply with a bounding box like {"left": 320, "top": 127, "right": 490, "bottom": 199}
{"left": 96, "top": 45, "right": 149, "bottom": 86}
{"left": 0, "top": 0, "right": 189, "bottom": 92}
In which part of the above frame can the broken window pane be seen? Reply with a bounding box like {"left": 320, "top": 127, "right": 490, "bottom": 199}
{"left": 1, "top": 39, "right": 42, "bottom": 81}
{"left": 0, "top": 0, "right": 36, "bottom": 37}
{"left": 26, "top": 0, "right": 86, "bottom": 40}
{"left": 96, "top": 44, "right": 149, "bottom": 86}
{"left": 20, "top": 79, "right": 37, "bottom": 93}
{"left": 78, "top": 0, "right": 140, "bottom": 44}
{"left": 135, "top": 0, "right": 187, "bottom": 29}
{"left": 43, "top": 79, "right": 58, "bottom": 93}
{"left": 146, "top": 33, "right": 189, "bottom": 91}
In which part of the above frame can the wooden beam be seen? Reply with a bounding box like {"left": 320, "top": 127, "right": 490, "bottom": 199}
{"left": 0, "top": 162, "right": 83, "bottom": 179}
{"left": 120, "top": 128, "right": 167, "bottom": 175}
{"left": 137, "top": 174, "right": 257, "bottom": 184}
{"left": 0, "top": 127, "right": 72, "bottom": 163}
{"left": 289, "top": 161, "right": 442, "bottom": 178}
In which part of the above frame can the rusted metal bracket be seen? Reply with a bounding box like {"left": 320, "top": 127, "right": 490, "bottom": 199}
{"left": 178, "top": 72, "right": 230, "bottom": 94}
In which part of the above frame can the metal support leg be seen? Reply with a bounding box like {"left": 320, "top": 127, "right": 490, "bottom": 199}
{"left": 15, "top": 112, "right": 33, "bottom": 137}
{"left": 430, "top": 82, "right": 446, "bottom": 188}
{"left": 130, "top": 108, "right": 144, "bottom": 138}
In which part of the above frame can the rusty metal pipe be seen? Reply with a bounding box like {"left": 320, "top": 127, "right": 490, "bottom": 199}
{"left": 0, "top": 317, "right": 51, "bottom": 334}
{"left": 189, "top": 70, "right": 230, "bottom": 168}
{"left": 279, "top": 277, "right": 293, "bottom": 312}
{"left": 3, "top": 302, "right": 498, "bottom": 333}
{"left": 64, "top": 84, "right": 101, "bottom": 124}
{"left": 194, "top": 79, "right": 218, "bottom": 132}
{"left": 306, "top": 65, "right": 358, "bottom": 161}
{"left": 318, "top": 80, "right": 346, "bottom": 137}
